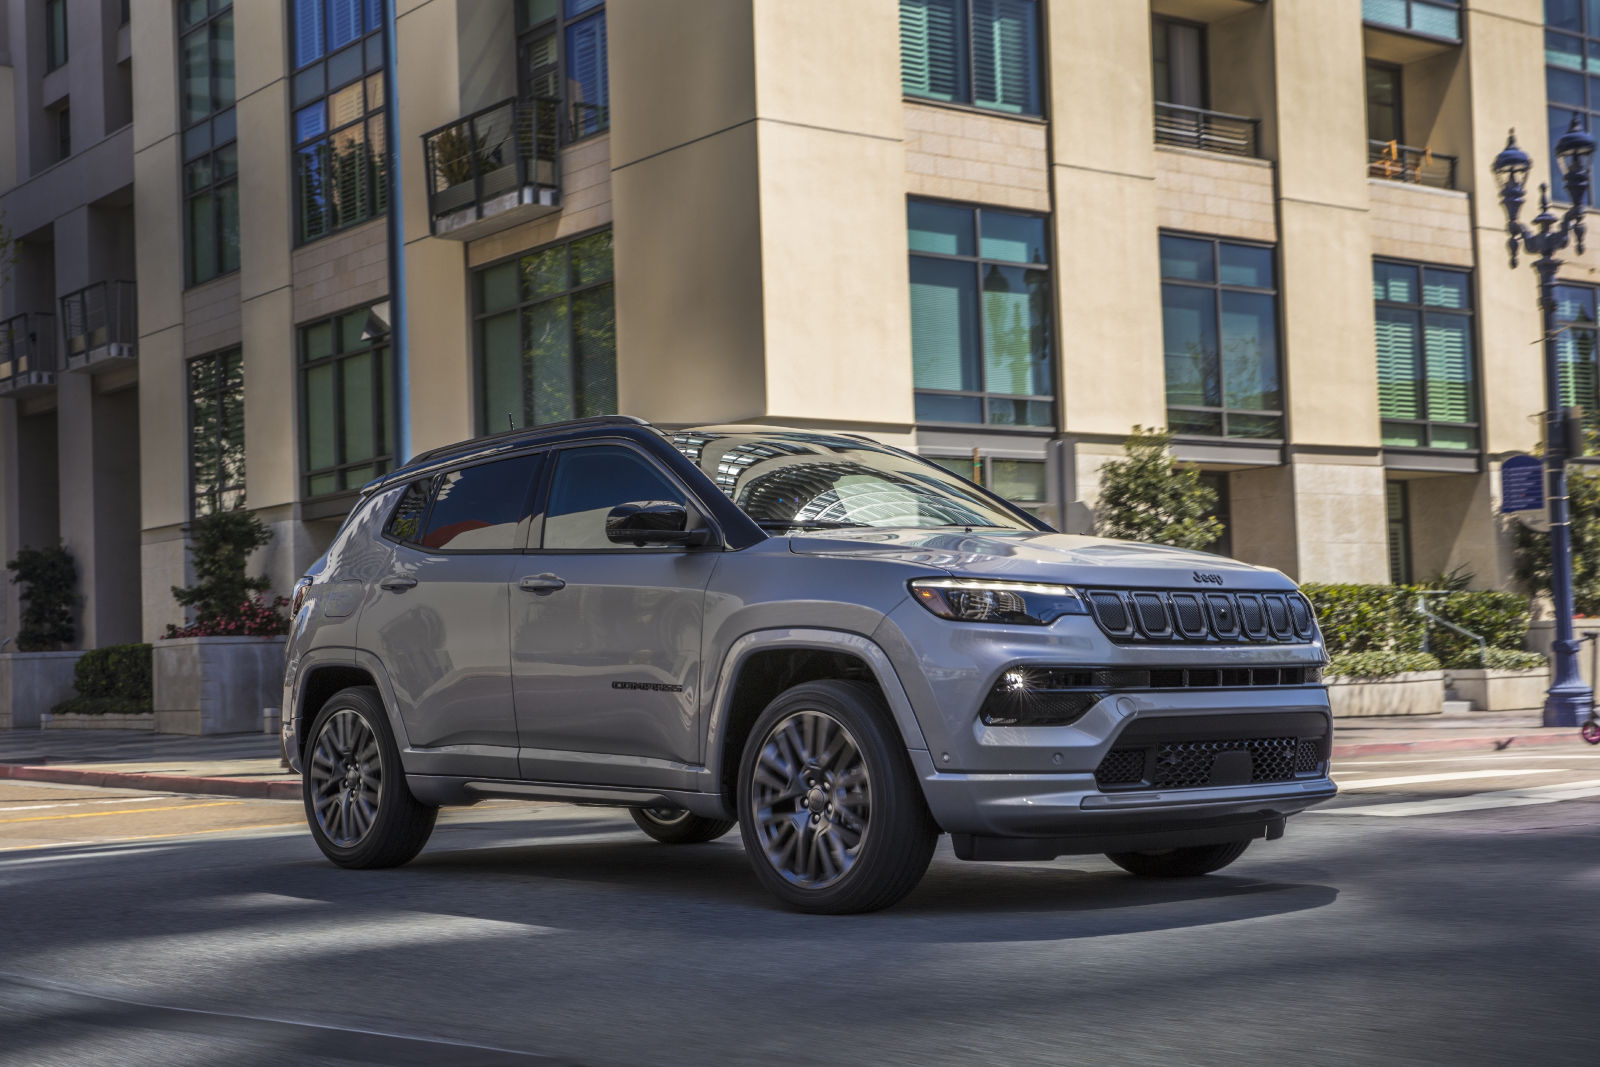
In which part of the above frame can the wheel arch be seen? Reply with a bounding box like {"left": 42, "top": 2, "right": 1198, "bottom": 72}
{"left": 292, "top": 650, "right": 413, "bottom": 760}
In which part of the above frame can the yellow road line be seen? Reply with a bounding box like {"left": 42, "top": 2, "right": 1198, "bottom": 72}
{"left": 0, "top": 821, "right": 304, "bottom": 853}
{"left": 0, "top": 800, "right": 247, "bottom": 825}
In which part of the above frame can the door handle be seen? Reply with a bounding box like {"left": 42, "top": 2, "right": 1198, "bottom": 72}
{"left": 518, "top": 573, "right": 566, "bottom": 594}
{"left": 379, "top": 575, "right": 418, "bottom": 592}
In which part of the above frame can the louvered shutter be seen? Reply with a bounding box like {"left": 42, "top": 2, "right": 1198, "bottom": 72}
{"left": 294, "top": 0, "right": 324, "bottom": 66}
{"left": 1423, "top": 312, "right": 1473, "bottom": 424}
{"left": 901, "top": 0, "right": 964, "bottom": 103}
{"left": 972, "top": 0, "right": 1039, "bottom": 114}
{"left": 910, "top": 257, "right": 976, "bottom": 391}
{"left": 566, "top": 14, "right": 609, "bottom": 135}
{"left": 1375, "top": 307, "right": 1421, "bottom": 420}
{"left": 1559, "top": 327, "right": 1599, "bottom": 412}
{"left": 329, "top": 0, "right": 362, "bottom": 51}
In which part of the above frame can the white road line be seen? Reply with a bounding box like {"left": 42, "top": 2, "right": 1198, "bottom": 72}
{"left": 1316, "top": 779, "right": 1600, "bottom": 817}
{"left": 1334, "top": 754, "right": 1600, "bottom": 766}
{"left": 0, "top": 797, "right": 177, "bottom": 813}
{"left": 1335, "top": 769, "right": 1568, "bottom": 790}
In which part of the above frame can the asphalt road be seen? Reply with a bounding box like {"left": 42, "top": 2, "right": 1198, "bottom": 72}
{"left": 2, "top": 748, "right": 1599, "bottom": 1066}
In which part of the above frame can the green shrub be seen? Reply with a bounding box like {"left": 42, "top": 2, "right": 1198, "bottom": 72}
{"left": 1095, "top": 426, "right": 1223, "bottom": 550}
{"left": 166, "top": 510, "right": 287, "bottom": 638}
{"left": 1426, "top": 590, "right": 1532, "bottom": 668}
{"left": 1300, "top": 583, "right": 1425, "bottom": 654}
{"left": 1468, "top": 648, "right": 1548, "bottom": 672}
{"left": 5, "top": 545, "right": 77, "bottom": 651}
{"left": 52, "top": 643, "right": 153, "bottom": 716}
{"left": 1326, "top": 651, "right": 1441, "bottom": 678}
{"left": 1511, "top": 464, "right": 1600, "bottom": 614}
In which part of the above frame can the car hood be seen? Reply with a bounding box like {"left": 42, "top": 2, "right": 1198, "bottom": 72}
{"left": 786, "top": 528, "right": 1295, "bottom": 591}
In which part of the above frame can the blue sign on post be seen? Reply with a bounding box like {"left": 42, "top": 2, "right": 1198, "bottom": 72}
{"left": 1501, "top": 453, "right": 1546, "bottom": 513}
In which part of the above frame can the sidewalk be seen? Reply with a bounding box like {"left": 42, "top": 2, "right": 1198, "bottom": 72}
{"left": 1, "top": 709, "right": 1594, "bottom": 801}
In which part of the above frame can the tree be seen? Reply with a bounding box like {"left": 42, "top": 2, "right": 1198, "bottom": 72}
{"left": 1511, "top": 465, "right": 1600, "bottom": 615}
{"left": 1095, "top": 426, "right": 1224, "bottom": 550}
{"left": 6, "top": 545, "right": 77, "bottom": 651}
{"left": 166, "top": 510, "right": 287, "bottom": 637}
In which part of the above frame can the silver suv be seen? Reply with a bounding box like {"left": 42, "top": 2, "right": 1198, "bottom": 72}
{"left": 283, "top": 417, "right": 1334, "bottom": 913}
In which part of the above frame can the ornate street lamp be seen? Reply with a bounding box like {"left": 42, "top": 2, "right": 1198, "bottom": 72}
{"left": 1492, "top": 117, "right": 1596, "bottom": 727}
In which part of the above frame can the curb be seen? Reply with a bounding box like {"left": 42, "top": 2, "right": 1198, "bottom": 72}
{"left": 0, "top": 762, "right": 300, "bottom": 800}
{"left": 1331, "top": 730, "right": 1592, "bottom": 758}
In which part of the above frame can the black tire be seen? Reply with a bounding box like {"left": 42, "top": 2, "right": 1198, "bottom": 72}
{"left": 630, "top": 806, "right": 736, "bottom": 844}
{"left": 1105, "top": 840, "right": 1250, "bottom": 878}
{"left": 736, "top": 679, "right": 938, "bottom": 914}
{"left": 302, "top": 685, "right": 437, "bottom": 869}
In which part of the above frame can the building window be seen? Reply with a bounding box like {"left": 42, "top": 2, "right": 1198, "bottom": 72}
{"left": 473, "top": 229, "right": 615, "bottom": 432}
{"left": 54, "top": 104, "right": 70, "bottom": 162}
{"left": 1366, "top": 61, "right": 1402, "bottom": 144}
{"left": 45, "top": 0, "right": 67, "bottom": 71}
{"left": 929, "top": 454, "right": 1049, "bottom": 521}
{"left": 181, "top": 0, "right": 238, "bottom": 285}
{"left": 518, "top": 0, "right": 609, "bottom": 141}
{"left": 1547, "top": 0, "right": 1600, "bottom": 169}
{"left": 1364, "top": 0, "right": 1461, "bottom": 42}
{"left": 1152, "top": 16, "right": 1206, "bottom": 109}
{"left": 1197, "top": 472, "right": 1232, "bottom": 559}
{"left": 300, "top": 304, "right": 393, "bottom": 497}
{"left": 189, "top": 348, "right": 245, "bottom": 516}
{"left": 1160, "top": 233, "right": 1282, "bottom": 440}
{"left": 900, "top": 0, "right": 1042, "bottom": 117}
{"left": 1555, "top": 283, "right": 1600, "bottom": 424}
{"left": 1386, "top": 481, "right": 1412, "bottom": 584}
{"left": 909, "top": 200, "right": 1054, "bottom": 427}
{"left": 1373, "top": 260, "right": 1478, "bottom": 451}
{"left": 291, "top": 0, "right": 387, "bottom": 244}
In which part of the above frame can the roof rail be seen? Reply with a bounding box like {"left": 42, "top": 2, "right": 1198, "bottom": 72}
{"left": 402, "top": 414, "right": 652, "bottom": 469}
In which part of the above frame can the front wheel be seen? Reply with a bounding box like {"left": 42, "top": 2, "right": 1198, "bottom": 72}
{"left": 737, "top": 680, "right": 938, "bottom": 914}
{"left": 302, "top": 686, "right": 437, "bottom": 869}
{"left": 1105, "top": 840, "right": 1250, "bottom": 878}
{"left": 630, "top": 806, "right": 736, "bottom": 844}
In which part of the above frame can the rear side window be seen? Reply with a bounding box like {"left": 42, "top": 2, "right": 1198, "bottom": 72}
{"left": 385, "top": 481, "right": 430, "bottom": 542}
{"left": 416, "top": 453, "right": 544, "bottom": 551}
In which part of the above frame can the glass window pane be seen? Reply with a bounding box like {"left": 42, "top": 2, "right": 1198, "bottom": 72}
{"left": 185, "top": 157, "right": 212, "bottom": 193}
{"left": 901, "top": 0, "right": 967, "bottom": 104}
{"left": 521, "top": 246, "right": 568, "bottom": 300}
{"left": 190, "top": 354, "right": 216, "bottom": 394}
{"left": 215, "top": 143, "right": 238, "bottom": 179}
{"left": 181, "top": 30, "right": 211, "bottom": 125}
{"left": 217, "top": 179, "right": 240, "bottom": 274}
{"left": 293, "top": 0, "right": 325, "bottom": 67}
{"left": 329, "top": 0, "right": 363, "bottom": 50}
{"left": 1382, "top": 420, "right": 1427, "bottom": 448}
{"left": 1424, "top": 312, "right": 1475, "bottom": 423}
{"left": 981, "top": 264, "right": 1051, "bottom": 397}
{"left": 1549, "top": 1, "right": 1582, "bottom": 34}
{"left": 1549, "top": 66, "right": 1586, "bottom": 108}
{"left": 524, "top": 300, "right": 573, "bottom": 424}
{"left": 304, "top": 320, "right": 335, "bottom": 361}
{"left": 914, "top": 393, "right": 983, "bottom": 423}
{"left": 329, "top": 43, "right": 364, "bottom": 91}
{"left": 1219, "top": 290, "right": 1280, "bottom": 411}
{"left": 1159, "top": 235, "right": 1214, "bottom": 282}
{"left": 910, "top": 257, "right": 980, "bottom": 392}
{"left": 986, "top": 398, "right": 1053, "bottom": 427}
{"left": 979, "top": 211, "right": 1047, "bottom": 264}
{"left": 341, "top": 352, "right": 375, "bottom": 462}
{"left": 481, "top": 313, "right": 524, "bottom": 431}
{"left": 1558, "top": 326, "right": 1598, "bottom": 410}
{"left": 1374, "top": 260, "right": 1418, "bottom": 303}
{"left": 544, "top": 445, "right": 685, "bottom": 551}
{"left": 305, "top": 363, "right": 337, "bottom": 471}
{"left": 293, "top": 65, "right": 326, "bottom": 108}
{"left": 329, "top": 82, "right": 365, "bottom": 128}
{"left": 1168, "top": 408, "right": 1222, "bottom": 436}
{"left": 1411, "top": 2, "right": 1459, "bottom": 38}
{"left": 1429, "top": 424, "right": 1478, "bottom": 451}
{"left": 1225, "top": 413, "right": 1282, "bottom": 439}
{"left": 419, "top": 454, "right": 543, "bottom": 551}
{"left": 180, "top": 0, "right": 208, "bottom": 29}
{"left": 1421, "top": 268, "right": 1470, "bottom": 309}
{"left": 189, "top": 189, "right": 217, "bottom": 283}
{"left": 1557, "top": 284, "right": 1597, "bottom": 322}
{"left": 566, "top": 14, "right": 609, "bottom": 136}
{"left": 1218, "top": 244, "right": 1272, "bottom": 288}
{"left": 479, "top": 263, "right": 519, "bottom": 313}
{"left": 570, "top": 230, "right": 614, "bottom": 284}
{"left": 366, "top": 72, "right": 384, "bottom": 113}
{"left": 1376, "top": 307, "right": 1423, "bottom": 421}
{"left": 295, "top": 104, "right": 327, "bottom": 144}
{"left": 988, "top": 459, "right": 1046, "bottom": 503}
{"left": 341, "top": 311, "right": 369, "bottom": 351}
{"left": 572, "top": 284, "right": 617, "bottom": 418}
{"left": 1162, "top": 283, "right": 1220, "bottom": 408}
{"left": 215, "top": 12, "right": 235, "bottom": 109}
{"left": 1366, "top": 63, "right": 1401, "bottom": 142}
{"left": 521, "top": 0, "right": 560, "bottom": 28}
{"left": 972, "top": 0, "right": 1041, "bottom": 115}
{"left": 908, "top": 200, "right": 974, "bottom": 256}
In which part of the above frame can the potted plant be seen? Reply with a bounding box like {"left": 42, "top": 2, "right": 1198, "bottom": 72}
{"left": 1, "top": 545, "right": 84, "bottom": 729}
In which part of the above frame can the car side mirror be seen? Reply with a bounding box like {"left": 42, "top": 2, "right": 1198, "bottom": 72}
{"left": 605, "top": 501, "right": 712, "bottom": 547}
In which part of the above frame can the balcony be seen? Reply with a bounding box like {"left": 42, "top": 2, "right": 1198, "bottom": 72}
{"left": 1368, "top": 140, "right": 1456, "bottom": 189}
{"left": 0, "top": 313, "right": 58, "bottom": 398}
{"left": 422, "top": 96, "right": 561, "bottom": 241}
{"left": 1362, "top": 0, "right": 1460, "bottom": 43}
{"left": 1154, "top": 103, "right": 1260, "bottom": 158}
{"left": 60, "top": 281, "right": 138, "bottom": 371}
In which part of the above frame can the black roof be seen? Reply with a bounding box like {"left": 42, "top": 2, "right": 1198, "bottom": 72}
{"left": 368, "top": 415, "right": 654, "bottom": 492}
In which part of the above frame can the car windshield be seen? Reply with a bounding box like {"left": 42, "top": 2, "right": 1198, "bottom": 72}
{"left": 671, "top": 430, "right": 1038, "bottom": 531}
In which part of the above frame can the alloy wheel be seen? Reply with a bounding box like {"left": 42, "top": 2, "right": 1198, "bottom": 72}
{"left": 749, "top": 709, "right": 873, "bottom": 889}
{"left": 308, "top": 708, "right": 383, "bottom": 847}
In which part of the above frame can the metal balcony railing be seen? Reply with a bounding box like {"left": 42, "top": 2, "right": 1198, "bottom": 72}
{"left": 60, "top": 281, "right": 138, "bottom": 364}
{"left": 1154, "top": 102, "right": 1260, "bottom": 158}
{"left": 422, "top": 96, "right": 561, "bottom": 237}
{"left": 0, "top": 312, "right": 58, "bottom": 393}
{"left": 569, "top": 100, "right": 609, "bottom": 141}
{"left": 1362, "top": 0, "right": 1461, "bottom": 42}
{"left": 1368, "top": 140, "right": 1457, "bottom": 189}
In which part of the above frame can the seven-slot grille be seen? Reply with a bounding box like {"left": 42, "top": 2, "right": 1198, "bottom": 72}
{"left": 1095, "top": 735, "right": 1325, "bottom": 791}
{"left": 1086, "top": 588, "right": 1317, "bottom": 645}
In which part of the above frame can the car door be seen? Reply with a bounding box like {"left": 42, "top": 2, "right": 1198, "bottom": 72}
{"left": 358, "top": 451, "right": 544, "bottom": 779}
{"left": 512, "top": 442, "right": 719, "bottom": 787}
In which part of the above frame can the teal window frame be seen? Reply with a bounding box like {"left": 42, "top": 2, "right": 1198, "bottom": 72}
{"left": 1373, "top": 258, "right": 1479, "bottom": 452}
{"left": 188, "top": 347, "right": 246, "bottom": 517}
{"left": 900, "top": 0, "right": 1043, "bottom": 117}
{"left": 1554, "top": 281, "right": 1600, "bottom": 430}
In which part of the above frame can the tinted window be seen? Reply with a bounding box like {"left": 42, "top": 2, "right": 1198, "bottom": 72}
{"left": 543, "top": 445, "right": 688, "bottom": 550}
{"left": 385, "top": 480, "right": 429, "bottom": 542}
{"left": 417, "top": 453, "right": 543, "bottom": 551}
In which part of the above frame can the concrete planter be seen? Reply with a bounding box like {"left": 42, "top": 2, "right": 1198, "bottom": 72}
{"left": 1326, "top": 670, "right": 1444, "bottom": 718}
{"left": 0, "top": 650, "right": 86, "bottom": 730}
{"left": 153, "top": 636, "right": 286, "bottom": 736}
{"left": 44, "top": 711, "right": 155, "bottom": 731}
{"left": 1526, "top": 618, "right": 1600, "bottom": 688}
{"left": 1446, "top": 667, "right": 1549, "bottom": 713}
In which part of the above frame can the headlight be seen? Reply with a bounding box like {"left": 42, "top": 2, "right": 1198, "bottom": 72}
{"left": 909, "top": 578, "right": 1087, "bottom": 625}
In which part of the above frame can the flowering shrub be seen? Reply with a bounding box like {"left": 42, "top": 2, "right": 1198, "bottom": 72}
{"left": 164, "top": 595, "right": 290, "bottom": 639}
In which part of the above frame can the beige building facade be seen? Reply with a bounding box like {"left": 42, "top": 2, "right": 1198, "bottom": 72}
{"left": 0, "top": 0, "right": 1587, "bottom": 647}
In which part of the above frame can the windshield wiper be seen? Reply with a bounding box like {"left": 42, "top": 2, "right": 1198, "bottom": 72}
{"left": 754, "top": 519, "right": 871, "bottom": 530}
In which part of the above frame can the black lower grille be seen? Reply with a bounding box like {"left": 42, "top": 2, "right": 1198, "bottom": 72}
{"left": 1096, "top": 735, "right": 1324, "bottom": 791}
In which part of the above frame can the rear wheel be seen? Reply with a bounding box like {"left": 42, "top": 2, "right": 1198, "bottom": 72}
{"left": 630, "top": 806, "right": 736, "bottom": 844}
{"left": 1105, "top": 840, "right": 1250, "bottom": 878}
{"left": 737, "top": 679, "right": 938, "bottom": 914}
{"left": 303, "top": 686, "right": 436, "bottom": 869}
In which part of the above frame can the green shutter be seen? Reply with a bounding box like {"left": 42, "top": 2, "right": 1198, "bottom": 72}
{"left": 972, "top": 0, "right": 1038, "bottom": 114}
{"left": 1423, "top": 311, "right": 1473, "bottom": 423}
{"left": 1375, "top": 307, "right": 1421, "bottom": 420}
{"left": 910, "top": 256, "right": 976, "bottom": 391}
{"left": 1559, "top": 327, "right": 1598, "bottom": 412}
{"left": 901, "top": 0, "right": 963, "bottom": 102}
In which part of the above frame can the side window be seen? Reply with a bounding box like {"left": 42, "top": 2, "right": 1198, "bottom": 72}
{"left": 543, "top": 445, "right": 690, "bottom": 551}
{"left": 417, "top": 453, "right": 544, "bottom": 551}
{"left": 385, "top": 480, "right": 430, "bottom": 543}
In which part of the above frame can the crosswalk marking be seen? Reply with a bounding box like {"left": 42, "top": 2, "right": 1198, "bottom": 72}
{"left": 1316, "top": 779, "right": 1600, "bottom": 817}
{"left": 1335, "top": 769, "right": 1567, "bottom": 790}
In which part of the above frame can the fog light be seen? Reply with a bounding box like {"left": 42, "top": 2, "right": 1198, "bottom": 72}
{"left": 979, "top": 667, "right": 1103, "bottom": 727}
